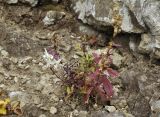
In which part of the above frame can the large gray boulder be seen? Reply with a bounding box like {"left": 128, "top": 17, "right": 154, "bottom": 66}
{"left": 138, "top": 0, "right": 160, "bottom": 58}
{"left": 70, "top": 0, "right": 145, "bottom": 33}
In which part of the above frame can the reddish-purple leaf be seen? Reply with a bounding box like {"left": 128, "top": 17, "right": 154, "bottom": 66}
{"left": 105, "top": 68, "right": 119, "bottom": 78}
{"left": 92, "top": 53, "right": 101, "bottom": 64}
{"left": 88, "top": 69, "right": 100, "bottom": 79}
{"left": 96, "top": 86, "right": 111, "bottom": 101}
{"left": 100, "top": 76, "right": 114, "bottom": 97}
{"left": 84, "top": 87, "right": 94, "bottom": 104}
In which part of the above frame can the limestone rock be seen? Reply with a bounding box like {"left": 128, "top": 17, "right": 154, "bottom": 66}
{"left": 70, "top": 0, "right": 145, "bottom": 33}
{"left": 43, "top": 11, "right": 65, "bottom": 26}
{"left": 138, "top": 34, "right": 153, "bottom": 54}
{"left": 105, "top": 106, "right": 116, "bottom": 113}
{"left": 6, "top": 0, "right": 18, "bottom": 4}
{"left": 50, "top": 106, "right": 57, "bottom": 115}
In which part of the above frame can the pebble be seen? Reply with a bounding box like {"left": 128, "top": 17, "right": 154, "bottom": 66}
{"left": 0, "top": 46, "right": 3, "bottom": 51}
{"left": 39, "top": 114, "right": 46, "bottom": 117}
{"left": 50, "top": 106, "right": 57, "bottom": 115}
{"left": 150, "top": 100, "right": 160, "bottom": 112}
{"left": 43, "top": 11, "right": 65, "bottom": 26}
{"left": 73, "top": 109, "right": 79, "bottom": 116}
{"left": 79, "top": 111, "right": 88, "bottom": 117}
{"left": 105, "top": 106, "right": 116, "bottom": 113}
{"left": 10, "top": 57, "right": 18, "bottom": 64}
{"left": 1, "top": 50, "right": 9, "bottom": 57}
{"left": 6, "top": 0, "right": 18, "bottom": 4}
{"left": 14, "top": 77, "right": 19, "bottom": 83}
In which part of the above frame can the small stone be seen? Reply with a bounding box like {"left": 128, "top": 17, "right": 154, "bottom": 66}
{"left": 79, "top": 111, "right": 88, "bottom": 117}
{"left": 150, "top": 100, "right": 160, "bottom": 112}
{"left": 38, "top": 62, "right": 44, "bottom": 66}
{"left": 10, "top": 57, "right": 18, "bottom": 64}
{"left": 39, "top": 114, "right": 46, "bottom": 117}
{"left": 0, "top": 46, "right": 3, "bottom": 51}
{"left": 6, "top": 0, "right": 18, "bottom": 4}
{"left": 71, "top": 103, "right": 76, "bottom": 109}
{"left": 32, "top": 59, "right": 37, "bottom": 63}
{"left": 43, "top": 11, "right": 65, "bottom": 26}
{"left": 118, "top": 100, "right": 127, "bottom": 108}
{"left": 73, "top": 109, "right": 79, "bottom": 116}
{"left": 50, "top": 106, "right": 57, "bottom": 115}
{"left": 138, "top": 33, "right": 153, "bottom": 54}
{"left": 105, "top": 106, "right": 116, "bottom": 113}
{"left": 14, "top": 77, "right": 18, "bottom": 83}
{"left": 1, "top": 50, "right": 9, "bottom": 57}
{"left": 93, "top": 103, "right": 98, "bottom": 109}
{"left": 112, "top": 52, "right": 123, "bottom": 68}
{"left": 52, "top": 0, "right": 59, "bottom": 3}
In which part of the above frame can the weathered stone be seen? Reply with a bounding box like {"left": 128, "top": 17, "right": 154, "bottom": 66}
{"left": 142, "top": 0, "right": 160, "bottom": 36}
{"left": 43, "top": 11, "right": 65, "bottom": 26}
{"left": 71, "top": 0, "right": 113, "bottom": 30}
{"left": 78, "top": 111, "right": 88, "bottom": 117}
{"left": 91, "top": 111, "right": 125, "bottom": 117}
{"left": 150, "top": 100, "right": 160, "bottom": 117}
{"left": 50, "top": 106, "right": 57, "bottom": 115}
{"left": 112, "top": 52, "right": 123, "bottom": 68}
{"left": 6, "top": 0, "right": 18, "bottom": 4}
{"left": 39, "top": 114, "right": 47, "bottom": 117}
{"left": 1, "top": 50, "right": 9, "bottom": 57}
{"left": 138, "top": 34, "right": 153, "bottom": 54}
{"left": 105, "top": 106, "right": 116, "bottom": 113}
{"left": 71, "top": 0, "right": 145, "bottom": 33}
{"left": 150, "top": 100, "right": 160, "bottom": 112}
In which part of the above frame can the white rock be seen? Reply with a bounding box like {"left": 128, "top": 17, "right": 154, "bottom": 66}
{"left": 105, "top": 106, "right": 116, "bottom": 112}
{"left": 112, "top": 52, "right": 123, "bottom": 68}
{"left": 150, "top": 100, "right": 160, "bottom": 112}
{"left": 0, "top": 46, "right": 3, "bottom": 51}
{"left": 10, "top": 57, "right": 18, "bottom": 64}
{"left": 43, "top": 11, "right": 65, "bottom": 26}
{"left": 73, "top": 109, "right": 79, "bottom": 116}
{"left": 50, "top": 106, "right": 57, "bottom": 115}
{"left": 39, "top": 114, "right": 46, "bottom": 117}
{"left": 1, "top": 50, "right": 9, "bottom": 57}
{"left": 79, "top": 111, "right": 88, "bottom": 117}
{"left": 6, "top": 0, "right": 18, "bottom": 4}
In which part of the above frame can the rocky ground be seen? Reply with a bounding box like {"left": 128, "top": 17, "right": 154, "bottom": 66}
{"left": 0, "top": 0, "right": 160, "bottom": 117}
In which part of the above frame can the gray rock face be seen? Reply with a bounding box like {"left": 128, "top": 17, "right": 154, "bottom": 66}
{"left": 71, "top": 0, "right": 113, "bottom": 30}
{"left": 142, "top": 0, "right": 160, "bottom": 36}
{"left": 71, "top": 0, "right": 145, "bottom": 33}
